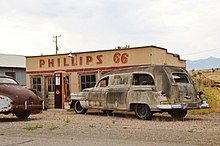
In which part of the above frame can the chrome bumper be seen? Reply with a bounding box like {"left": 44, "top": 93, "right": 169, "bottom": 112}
{"left": 157, "top": 101, "right": 209, "bottom": 110}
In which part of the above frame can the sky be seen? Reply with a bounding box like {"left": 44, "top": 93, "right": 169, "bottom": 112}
{"left": 0, "top": 0, "right": 220, "bottom": 60}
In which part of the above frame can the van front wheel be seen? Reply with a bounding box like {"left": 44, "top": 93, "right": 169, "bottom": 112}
{"left": 134, "top": 104, "right": 152, "bottom": 120}
{"left": 74, "top": 101, "right": 87, "bottom": 114}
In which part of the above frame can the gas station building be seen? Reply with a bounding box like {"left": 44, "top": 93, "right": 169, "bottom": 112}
{"left": 26, "top": 45, "right": 186, "bottom": 108}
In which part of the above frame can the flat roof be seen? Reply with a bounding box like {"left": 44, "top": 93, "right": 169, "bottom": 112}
{"left": 0, "top": 54, "right": 26, "bottom": 68}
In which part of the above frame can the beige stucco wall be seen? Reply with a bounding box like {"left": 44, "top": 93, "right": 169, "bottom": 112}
{"left": 26, "top": 46, "right": 185, "bottom": 73}
{"left": 70, "top": 72, "right": 80, "bottom": 92}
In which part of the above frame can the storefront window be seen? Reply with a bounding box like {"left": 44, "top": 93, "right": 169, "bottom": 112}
{"left": 32, "top": 77, "right": 42, "bottom": 91}
{"left": 80, "top": 74, "right": 96, "bottom": 91}
{"left": 48, "top": 77, "right": 54, "bottom": 92}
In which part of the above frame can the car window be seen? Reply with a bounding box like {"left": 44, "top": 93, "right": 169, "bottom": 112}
{"left": 172, "top": 73, "right": 190, "bottom": 83}
{"left": 97, "top": 77, "right": 109, "bottom": 87}
{"left": 132, "top": 74, "right": 155, "bottom": 86}
{"left": 112, "top": 74, "right": 129, "bottom": 85}
{"left": 0, "top": 77, "right": 18, "bottom": 84}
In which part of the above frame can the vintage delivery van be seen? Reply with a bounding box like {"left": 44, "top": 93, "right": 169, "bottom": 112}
{"left": 0, "top": 74, "right": 43, "bottom": 119}
{"left": 70, "top": 65, "right": 209, "bottom": 120}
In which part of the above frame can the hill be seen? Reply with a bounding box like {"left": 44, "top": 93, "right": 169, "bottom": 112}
{"left": 186, "top": 57, "right": 220, "bottom": 70}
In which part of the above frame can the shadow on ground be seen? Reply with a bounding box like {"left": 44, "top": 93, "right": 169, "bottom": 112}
{"left": 0, "top": 116, "right": 40, "bottom": 122}
{"left": 80, "top": 111, "right": 204, "bottom": 122}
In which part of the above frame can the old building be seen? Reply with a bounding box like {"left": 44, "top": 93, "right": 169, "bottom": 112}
{"left": 0, "top": 54, "right": 26, "bottom": 85}
{"left": 26, "top": 45, "right": 186, "bottom": 108}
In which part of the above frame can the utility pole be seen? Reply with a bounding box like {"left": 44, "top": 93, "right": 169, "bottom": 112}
{"left": 53, "top": 35, "right": 61, "bottom": 54}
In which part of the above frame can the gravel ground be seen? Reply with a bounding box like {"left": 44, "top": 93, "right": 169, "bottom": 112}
{"left": 0, "top": 109, "right": 220, "bottom": 146}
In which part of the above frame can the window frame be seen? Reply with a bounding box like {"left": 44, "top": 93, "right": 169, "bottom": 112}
{"left": 96, "top": 76, "right": 109, "bottom": 88}
{"left": 171, "top": 72, "right": 191, "bottom": 84}
{"left": 48, "top": 77, "right": 55, "bottom": 92}
{"left": 31, "top": 76, "right": 42, "bottom": 92}
{"left": 111, "top": 73, "right": 130, "bottom": 86}
{"left": 132, "top": 73, "right": 155, "bottom": 86}
{"left": 80, "top": 74, "right": 96, "bottom": 91}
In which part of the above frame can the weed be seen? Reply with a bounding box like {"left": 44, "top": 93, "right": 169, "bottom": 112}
{"left": 89, "top": 124, "right": 96, "bottom": 128}
{"left": 23, "top": 124, "right": 43, "bottom": 131}
{"left": 187, "top": 128, "right": 196, "bottom": 133}
{"left": 63, "top": 118, "right": 70, "bottom": 126}
{"left": 112, "top": 120, "right": 116, "bottom": 124}
{"left": 122, "top": 126, "right": 128, "bottom": 129}
{"left": 106, "top": 125, "right": 112, "bottom": 128}
{"left": 49, "top": 124, "right": 59, "bottom": 130}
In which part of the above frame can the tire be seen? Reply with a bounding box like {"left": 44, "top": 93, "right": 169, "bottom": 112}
{"left": 14, "top": 110, "right": 31, "bottom": 119}
{"left": 102, "top": 110, "right": 113, "bottom": 114}
{"left": 169, "top": 110, "right": 187, "bottom": 120}
{"left": 134, "top": 104, "right": 152, "bottom": 120}
{"left": 74, "top": 100, "right": 88, "bottom": 114}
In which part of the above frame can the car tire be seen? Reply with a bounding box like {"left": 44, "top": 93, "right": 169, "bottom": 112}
{"left": 14, "top": 110, "right": 31, "bottom": 119}
{"left": 134, "top": 104, "right": 152, "bottom": 120}
{"left": 169, "top": 110, "right": 187, "bottom": 120}
{"left": 74, "top": 100, "right": 88, "bottom": 114}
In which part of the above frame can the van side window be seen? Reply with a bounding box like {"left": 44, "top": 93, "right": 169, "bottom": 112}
{"left": 97, "top": 77, "right": 109, "bottom": 87}
{"left": 112, "top": 74, "right": 128, "bottom": 85}
{"left": 172, "top": 73, "right": 190, "bottom": 83}
{"left": 132, "top": 74, "right": 155, "bottom": 86}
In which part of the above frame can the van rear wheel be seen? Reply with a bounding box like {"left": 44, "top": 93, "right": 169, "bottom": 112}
{"left": 134, "top": 104, "right": 152, "bottom": 120}
{"left": 74, "top": 101, "right": 87, "bottom": 114}
{"left": 169, "top": 110, "right": 187, "bottom": 120}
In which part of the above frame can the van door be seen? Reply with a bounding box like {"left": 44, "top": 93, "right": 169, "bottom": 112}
{"left": 107, "top": 85, "right": 129, "bottom": 110}
{"left": 128, "top": 73, "right": 160, "bottom": 108}
{"left": 87, "top": 76, "right": 109, "bottom": 108}
{"left": 106, "top": 74, "right": 130, "bottom": 110}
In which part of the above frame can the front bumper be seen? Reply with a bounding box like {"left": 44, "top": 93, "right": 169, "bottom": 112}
{"left": 1, "top": 95, "right": 44, "bottom": 113}
{"left": 157, "top": 101, "right": 209, "bottom": 110}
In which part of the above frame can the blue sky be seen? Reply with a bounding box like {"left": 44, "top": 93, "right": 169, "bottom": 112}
{"left": 0, "top": 0, "right": 220, "bottom": 60}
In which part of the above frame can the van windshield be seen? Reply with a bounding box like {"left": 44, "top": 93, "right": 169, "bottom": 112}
{"left": 172, "top": 73, "right": 190, "bottom": 83}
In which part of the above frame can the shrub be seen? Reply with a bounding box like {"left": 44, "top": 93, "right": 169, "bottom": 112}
{"left": 190, "top": 84, "right": 220, "bottom": 114}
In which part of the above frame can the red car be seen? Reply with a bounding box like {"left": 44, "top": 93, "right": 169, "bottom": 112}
{"left": 0, "top": 74, "right": 43, "bottom": 119}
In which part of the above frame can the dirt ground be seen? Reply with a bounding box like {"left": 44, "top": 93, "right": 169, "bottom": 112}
{"left": 0, "top": 109, "right": 220, "bottom": 146}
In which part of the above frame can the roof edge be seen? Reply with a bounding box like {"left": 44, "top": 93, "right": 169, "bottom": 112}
{"left": 25, "top": 45, "right": 185, "bottom": 62}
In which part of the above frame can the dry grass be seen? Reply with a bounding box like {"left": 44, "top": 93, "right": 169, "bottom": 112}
{"left": 190, "top": 86, "right": 220, "bottom": 115}
{"left": 189, "top": 68, "right": 220, "bottom": 115}
{"left": 207, "top": 75, "right": 220, "bottom": 82}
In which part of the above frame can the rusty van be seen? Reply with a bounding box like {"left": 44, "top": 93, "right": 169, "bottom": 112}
{"left": 70, "top": 65, "right": 209, "bottom": 120}
{"left": 0, "top": 74, "right": 43, "bottom": 119}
